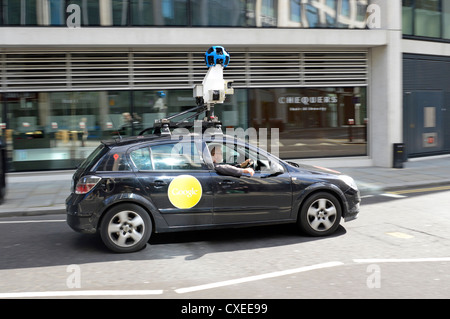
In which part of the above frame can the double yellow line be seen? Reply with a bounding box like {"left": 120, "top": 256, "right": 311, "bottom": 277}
{"left": 388, "top": 185, "right": 450, "bottom": 195}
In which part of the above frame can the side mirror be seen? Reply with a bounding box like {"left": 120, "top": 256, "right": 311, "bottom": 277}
{"left": 270, "top": 161, "right": 284, "bottom": 175}
{"left": 261, "top": 160, "right": 284, "bottom": 178}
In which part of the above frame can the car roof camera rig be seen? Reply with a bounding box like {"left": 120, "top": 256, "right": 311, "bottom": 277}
{"left": 140, "top": 46, "right": 234, "bottom": 136}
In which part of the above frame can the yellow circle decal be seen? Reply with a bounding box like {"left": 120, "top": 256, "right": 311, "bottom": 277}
{"left": 168, "top": 175, "right": 203, "bottom": 209}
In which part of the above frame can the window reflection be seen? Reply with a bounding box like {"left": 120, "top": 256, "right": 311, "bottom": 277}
{"left": 249, "top": 87, "right": 367, "bottom": 159}
{"left": 403, "top": 0, "right": 447, "bottom": 40}
{"left": 444, "top": 0, "right": 450, "bottom": 39}
{"left": 2, "top": 87, "right": 365, "bottom": 171}
{"left": 414, "top": 0, "right": 442, "bottom": 38}
{"left": 190, "top": 0, "right": 248, "bottom": 27}
{"left": 289, "top": 0, "right": 368, "bottom": 28}
{"left": 1, "top": 0, "right": 371, "bottom": 29}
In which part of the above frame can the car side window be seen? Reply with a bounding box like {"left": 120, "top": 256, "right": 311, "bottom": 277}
{"left": 96, "top": 151, "right": 132, "bottom": 172}
{"left": 207, "top": 141, "right": 272, "bottom": 172}
{"left": 130, "top": 142, "right": 206, "bottom": 171}
{"left": 130, "top": 147, "right": 152, "bottom": 171}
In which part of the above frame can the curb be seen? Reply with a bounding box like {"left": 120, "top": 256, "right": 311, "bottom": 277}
{"left": 0, "top": 206, "right": 66, "bottom": 218}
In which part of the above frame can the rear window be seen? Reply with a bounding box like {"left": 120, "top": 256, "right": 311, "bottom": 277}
{"left": 78, "top": 144, "right": 108, "bottom": 171}
{"left": 96, "top": 150, "right": 132, "bottom": 172}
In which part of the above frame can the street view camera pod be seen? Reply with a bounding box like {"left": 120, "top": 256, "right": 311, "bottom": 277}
{"left": 142, "top": 46, "right": 234, "bottom": 136}
{"left": 194, "top": 46, "right": 234, "bottom": 119}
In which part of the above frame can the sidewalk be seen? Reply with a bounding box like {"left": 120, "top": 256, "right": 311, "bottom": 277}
{"left": 0, "top": 155, "right": 449, "bottom": 217}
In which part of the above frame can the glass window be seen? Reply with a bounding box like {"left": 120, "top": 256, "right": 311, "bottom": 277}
{"left": 5, "top": 91, "right": 132, "bottom": 171}
{"left": 68, "top": 0, "right": 101, "bottom": 26}
{"left": 2, "top": 0, "right": 37, "bottom": 25}
{"left": 112, "top": 0, "right": 129, "bottom": 25}
{"left": 191, "top": 0, "right": 248, "bottom": 26}
{"left": 444, "top": 0, "right": 450, "bottom": 39}
{"left": 130, "top": 147, "right": 152, "bottom": 170}
{"left": 290, "top": 0, "right": 301, "bottom": 23}
{"left": 131, "top": 0, "right": 188, "bottom": 26}
{"left": 249, "top": 87, "right": 367, "bottom": 159}
{"left": 207, "top": 142, "right": 273, "bottom": 173}
{"left": 49, "top": 0, "right": 65, "bottom": 25}
{"left": 150, "top": 142, "right": 205, "bottom": 170}
{"left": 96, "top": 150, "right": 132, "bottom": 171}
{"left": 414, "top": 0, "right": 442, "bottom": 38}
{"left": 403, "top": 0, "right": 415, "bottom": 35}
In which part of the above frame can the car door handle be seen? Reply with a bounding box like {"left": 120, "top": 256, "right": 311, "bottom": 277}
{"left": 219, "top": 180, "right": 235, "bottom": 185}
{"left": 153, "top": 180, "right": 167, "bottom": 187}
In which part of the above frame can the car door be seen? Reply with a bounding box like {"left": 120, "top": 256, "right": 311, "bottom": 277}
{"left": 131, "top": 140, "right": 214, "bottom": 227}
{"left": 206, "top": 140, "right": 293, "bottom": 224}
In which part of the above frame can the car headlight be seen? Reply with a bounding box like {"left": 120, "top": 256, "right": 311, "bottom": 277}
{"left": 339, "top": 175, "right": 358, "bottom": 190}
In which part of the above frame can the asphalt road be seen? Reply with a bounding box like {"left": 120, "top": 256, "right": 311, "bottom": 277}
{"left": 0, "top": 187, "right": 449, "bottom": 302}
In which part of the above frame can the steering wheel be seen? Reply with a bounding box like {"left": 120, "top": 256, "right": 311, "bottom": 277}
{"left": 240, "top": 158, "right": 254, "bottom": 168}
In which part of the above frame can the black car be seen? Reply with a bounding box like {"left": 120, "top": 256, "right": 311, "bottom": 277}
{"left": 66, "top": 133, "right": 360, "bottom": 253}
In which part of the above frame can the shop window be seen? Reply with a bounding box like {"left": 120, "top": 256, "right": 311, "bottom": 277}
{"left": 5, "top": 91, "right": 132, "bottom": 171}
{"left": 249, "top": 87, "right": 367, "bottom": 159}
{"left": 132, "top": 89, "right": 248, "bottom": 132}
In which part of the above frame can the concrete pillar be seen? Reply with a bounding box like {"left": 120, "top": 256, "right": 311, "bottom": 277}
{"left": 99, "top": 0, "right": 113, "bottom": 26}
{"left": 369, "top": 0, "right": 403, "bottom": 167}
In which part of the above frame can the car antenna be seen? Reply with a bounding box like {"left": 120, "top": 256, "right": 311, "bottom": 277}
{"left": 108, "top": 115, "right": 123, "bottom": 141}
{"left": 138, "top": 46, "right": 234, "bottom": 136}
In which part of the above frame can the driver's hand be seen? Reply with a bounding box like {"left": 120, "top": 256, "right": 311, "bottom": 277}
{"left": 243, "top": 168, "right": 254, "bottom": 176}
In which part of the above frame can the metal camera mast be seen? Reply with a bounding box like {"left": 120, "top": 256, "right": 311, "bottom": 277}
{"left": 139, "top": 46, "right": 234, "bottom": 136}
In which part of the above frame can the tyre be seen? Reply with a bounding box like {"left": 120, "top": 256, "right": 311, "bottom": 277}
{"left": 298, "top": 192, "right": 342, "bottom": 237}
{"left": 100, "top": 204, "right": 152, "bottom": 253}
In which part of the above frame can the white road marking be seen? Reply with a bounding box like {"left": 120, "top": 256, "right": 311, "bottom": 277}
{"left": 174, "top": 261, "right": 344, "bottom": 294}
{"left": 353, "top": 257, "right": 450, "bottom": 264}
{"left": 0, "top": 290, "right": 164, "bottom": 298}
{"left": 385, "top": 232, "right": 414, "bottom": 239}
{"left": 380, "top": 193, "right": 407, "bottom": 199}
{"left": 0, "top": 220, "right": 65, "bottom": 224}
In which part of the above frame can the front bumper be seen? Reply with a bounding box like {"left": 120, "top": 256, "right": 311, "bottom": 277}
{"left": 343, "top": 189, "right": 361, "bottom": 222}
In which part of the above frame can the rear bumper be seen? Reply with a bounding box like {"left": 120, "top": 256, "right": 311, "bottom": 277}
{"left": 66, "top": 193, "right": 98, "bottom": 234}
{"left": 66, "top": 213, "right": 97, "bottom": 234}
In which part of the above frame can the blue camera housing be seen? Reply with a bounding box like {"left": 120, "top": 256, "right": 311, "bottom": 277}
{"left": 205, "top": 46, "right": 230, "bottom": 68}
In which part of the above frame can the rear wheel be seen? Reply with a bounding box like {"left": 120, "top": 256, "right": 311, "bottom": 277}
{"left": 298, "top": 192, "right": 342, "bottom": 236}
{"left": 100, "top": 204, "right": 152, "bottom": 253}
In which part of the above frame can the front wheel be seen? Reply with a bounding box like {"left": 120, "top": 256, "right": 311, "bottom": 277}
{"left": 298, "top": 192, "right": 342, "bottom": 237}
{"left": 100, "top": 204, "right": 152, "bottom": 253}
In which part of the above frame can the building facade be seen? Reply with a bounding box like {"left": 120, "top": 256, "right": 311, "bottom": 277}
{"left": 0, "top": 0, "right": 448, "bottom": 171}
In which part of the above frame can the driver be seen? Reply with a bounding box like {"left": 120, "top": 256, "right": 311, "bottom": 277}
{"left": 209, "top": 145, "right": 254, "bottom": 177}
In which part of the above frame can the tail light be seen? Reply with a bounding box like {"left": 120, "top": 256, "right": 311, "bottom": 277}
{"left": 75, "top": 176, "right": 102, "bottom": 194}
